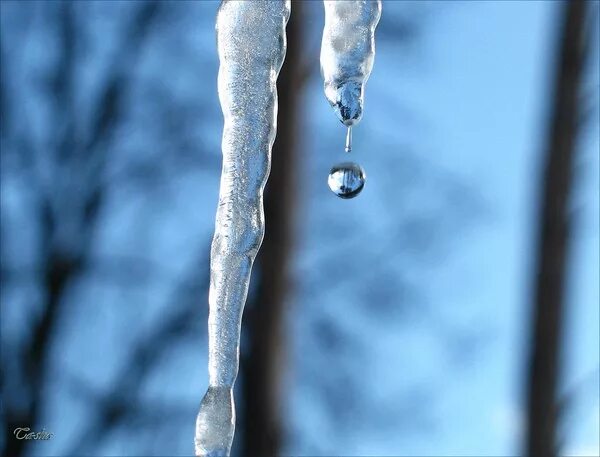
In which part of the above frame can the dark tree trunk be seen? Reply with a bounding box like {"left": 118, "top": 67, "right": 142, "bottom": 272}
{"left": 4, "top": 254, "right": 73, "bottom": 457}
{"left": 525, "top": 2, "right": 588, "bottom": 456}
{"left": 240, "top": 2, "right": 304, "bottom": 456}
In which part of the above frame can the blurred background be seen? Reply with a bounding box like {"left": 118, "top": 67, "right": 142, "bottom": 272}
{"left": 1, "top": 1, "right": 598, "bottom": 456}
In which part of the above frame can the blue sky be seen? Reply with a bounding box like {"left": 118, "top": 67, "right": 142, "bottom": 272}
{"left": 287, "top": 1, "right": 599, "bottom": 455}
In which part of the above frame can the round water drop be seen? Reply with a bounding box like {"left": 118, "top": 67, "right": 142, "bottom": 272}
{"left": 328, "top": 162, "right": 366, "bottom": 199}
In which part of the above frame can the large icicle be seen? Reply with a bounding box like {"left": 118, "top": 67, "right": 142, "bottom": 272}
{"left": 195, "top": 2, "right": 290, "bottom": 456}
{"left": 320, "top": 0, "right": 382, "bottom": 126}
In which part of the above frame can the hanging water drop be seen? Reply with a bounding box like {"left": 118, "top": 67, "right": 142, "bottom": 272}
{"left": 328, "top": 162, "right": 366, "bottom": 199}
{"left": 321, "top": 0, "right": 380, "bottom": 202}
{"left": 344, "top": 127, "right": 352, "bottom": 153}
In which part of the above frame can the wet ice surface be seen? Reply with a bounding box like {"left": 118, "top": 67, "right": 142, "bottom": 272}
{"left": 320, "top": 0, "right": 382, "bottom": 126}
{"left": 195, "top": 387, "right": 234, "bottom": 457}
{"left": 195, "top": 1, "right": 290, "bottom": 456}
{"left": 328, "top": 162, "right": 366, "bottom": 199}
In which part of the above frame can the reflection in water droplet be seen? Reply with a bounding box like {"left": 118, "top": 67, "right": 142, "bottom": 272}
{"left": 327, "top": 162, "right": 366, "bottom": 199}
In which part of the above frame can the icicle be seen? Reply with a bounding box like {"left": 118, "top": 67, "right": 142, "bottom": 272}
{"left": 195, "top": 2, "right": 290, "bottom": 456}
{"left": 320, "top": 0, "right": 382, "bottom": 126}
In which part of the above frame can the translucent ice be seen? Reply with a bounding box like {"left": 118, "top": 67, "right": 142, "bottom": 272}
{"left": 195, "top": 1, "right": 290, "bottom": 456}
{"left": 320, "top": 0, "right": 382, "bottom": 126}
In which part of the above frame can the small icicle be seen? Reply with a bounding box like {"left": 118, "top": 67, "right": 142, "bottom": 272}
{"left": 320, "top": 0, "right": 382, "bottom": 126}
{"left": 344, "top": 126, "right": 352, "bottom": 153}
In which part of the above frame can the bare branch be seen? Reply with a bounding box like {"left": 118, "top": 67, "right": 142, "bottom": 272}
{"left": 65, "top": 246, "right": 209, "bottom": 455}
{"left": 525, "top": 2, "right": 589, "bottom": 456}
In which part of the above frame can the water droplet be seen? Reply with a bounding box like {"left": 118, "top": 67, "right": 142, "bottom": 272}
{"left": 328, "top": 162, "right": 366, "bottom": 199}
{"left": 344, "top": 127, "right": 352, "bottom": 153}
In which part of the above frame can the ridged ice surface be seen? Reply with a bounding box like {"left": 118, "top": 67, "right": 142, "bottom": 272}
{"left": 195, "top": 1, "right": 290, "bottom": 456}
{"left": 320, "top": 0, "right": 382, "bottom": 126}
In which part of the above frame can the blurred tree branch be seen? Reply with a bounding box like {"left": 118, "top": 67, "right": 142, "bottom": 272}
{"left": 2, "top": 3, "right": 161, "bottom": 456}
{"left": 65, "top": 248, "right": 209, "bottom": 455}
{"left": 525, "top": 2, "right": 588, "bottom": 457}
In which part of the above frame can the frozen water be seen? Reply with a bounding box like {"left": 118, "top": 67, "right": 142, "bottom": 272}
{"left": 195, "top": 1, "right": 290, "bottom": 456}
{"left": 195, "top": 387, "right": 234, "bottom": 457}
{"left": 322, "top": 1, "right": 380, "bottom": 199}
{"left": 320, "top": 0, "right": 382, "bottom": 126}
{"left": 328, "top": 162, "right": 366, "bottom": 199}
